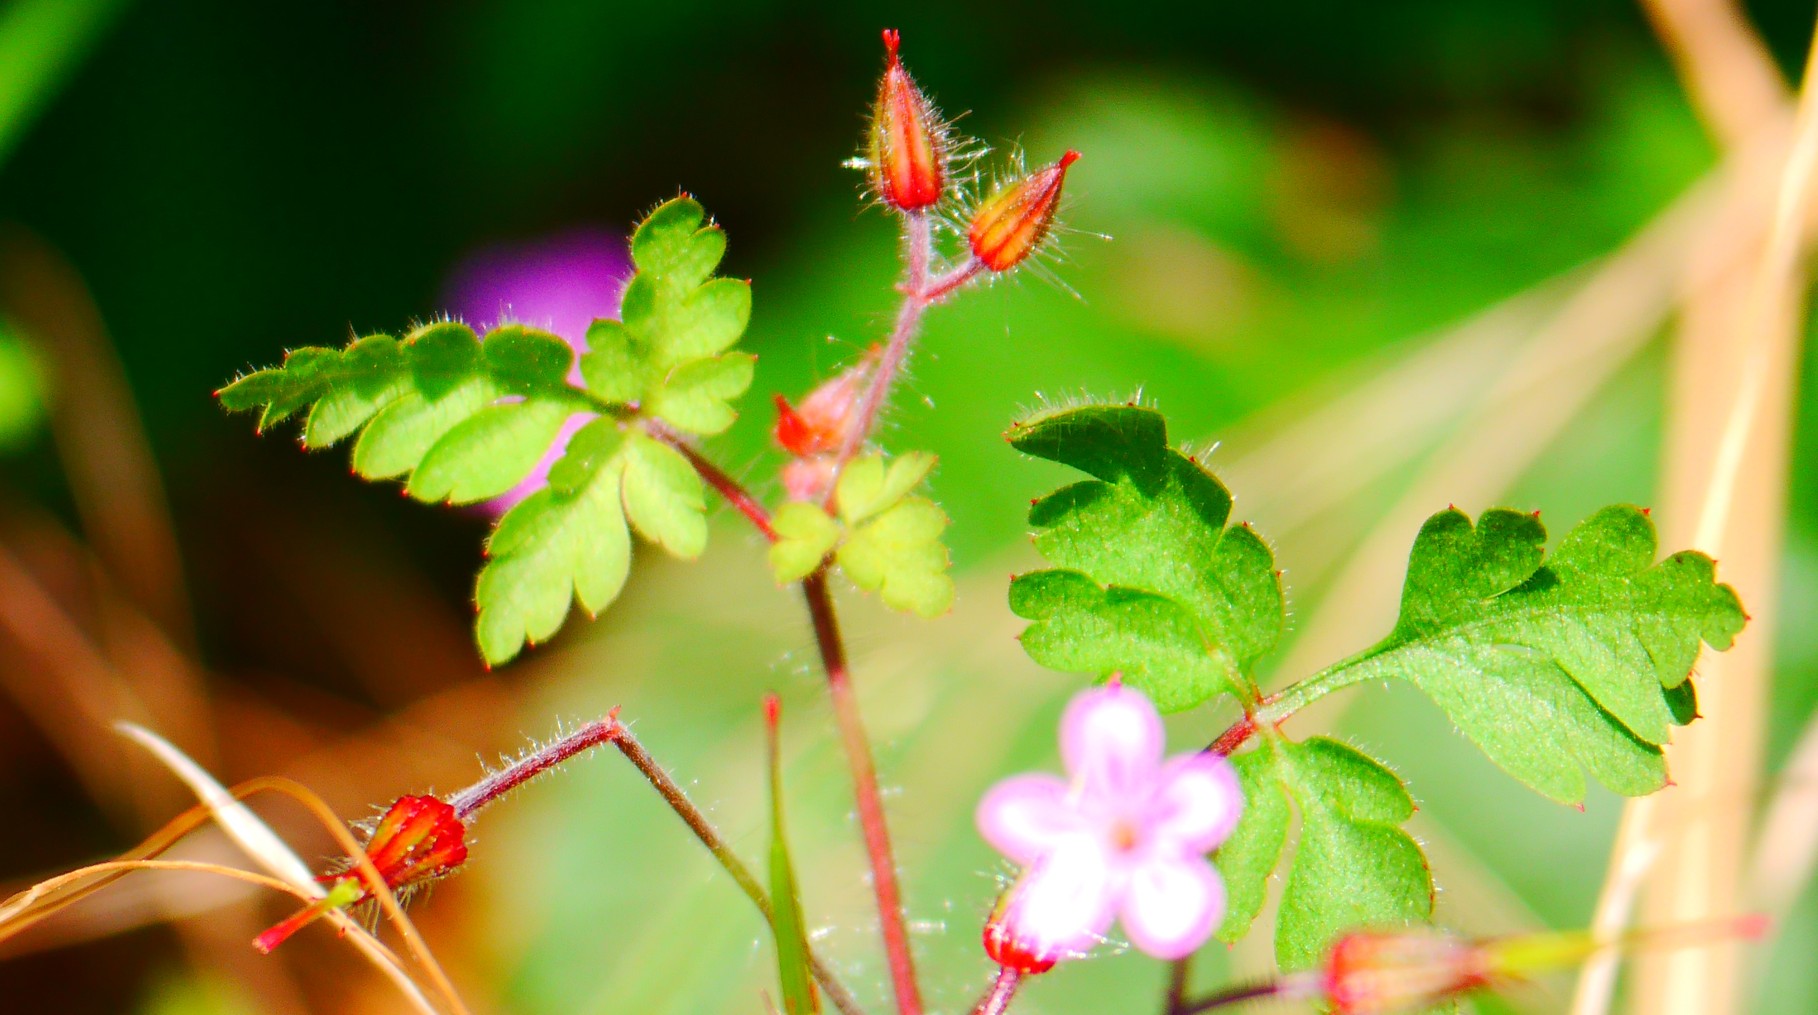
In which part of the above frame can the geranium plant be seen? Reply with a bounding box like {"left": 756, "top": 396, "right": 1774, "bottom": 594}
{"left": 2, "top": 28, "right": 1761, "bottom": 1015}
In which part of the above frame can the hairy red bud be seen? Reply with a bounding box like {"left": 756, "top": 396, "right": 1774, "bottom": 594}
{"left": 771, "top": 346, "right": 880, "bottom": 458}
{"left": 866, "top": 29, "right": 946, "bottom": 211}
{"left": 968, "top": 151, "right": 1080, "bottom": 272}
{"left": 254, "top": 794, "right": 469, "bottom": 953}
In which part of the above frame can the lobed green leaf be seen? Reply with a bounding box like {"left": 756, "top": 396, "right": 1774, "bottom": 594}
{"left": 579, "top": 197, "right": 754, "bottom": 436}
{"left": 1007, "top": 404, "right": 1285, "bottom": 711}
{"left": 1214, "top": 735, "right": 1433, "bottom": 970}
{"left": 1326, "top": 505, "right": 1745, "bottom": 804}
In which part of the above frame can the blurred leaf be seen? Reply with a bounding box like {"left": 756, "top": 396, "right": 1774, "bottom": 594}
{"left": 768, "top": 502, "right": 840, "bottom": 583}
{"left": 1217, "top": 735, "right": 1433, "bottom": 969}
{"left": 837, "top": 496, "right": 953, "bottom": 617}
{"left": 0, "top": 319, "right": 48, "bottom": 450}
{"left": 764, "top": 700, "right": 819, "bottom": 1015}
{"left": 1321, "top": 505, "right": 1746, "bottom": 803}
{"left": 0, "top": 0, "right": 128, "bottom": 167}
{"left": 835, "top": 452, "right": 936, "bottom": 524}
{"left": 1007, "top": 404, "right": 1284, "bottom": 711}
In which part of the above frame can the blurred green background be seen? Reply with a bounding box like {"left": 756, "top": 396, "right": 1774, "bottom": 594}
{"left": 2, "top": 0, "right": 1816, "bottom": 1012}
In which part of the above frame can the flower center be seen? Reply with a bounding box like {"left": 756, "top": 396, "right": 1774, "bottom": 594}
{"left": 1108, "top": 816, "right": 1142, "bottom": 853}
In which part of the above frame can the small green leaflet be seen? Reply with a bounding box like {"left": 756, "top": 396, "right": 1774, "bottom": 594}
{"left": 218, "top": 196, "right": 759, "bottom": 665}
{"left": 766, "top": 452, "right": 954, "bottom": 617}
{"left": 1006, "top": 404, "right": 1284, "bottom": 711}
{"left": 764, "top": 698, "right": 819, "bottom": 1015}
{"left": 218, "top": 322, "right": 587, "bottom": 499}
{"left": 1316, "top": 505, "right": 1745, "bottom": 804}
{"left": 1214, "top": 736, "right": 1433, "bottom": 970}
{"left": 581, "top": 197, "right": 754, "bottom": 435}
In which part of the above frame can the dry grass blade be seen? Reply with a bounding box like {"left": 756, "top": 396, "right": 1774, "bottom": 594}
{"left": 116, "top": 721, "right": 320, "bottom": 894}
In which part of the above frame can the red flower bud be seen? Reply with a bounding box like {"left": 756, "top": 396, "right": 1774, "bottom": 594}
{"left": 865, "top": 29, "right": 947, "bottom": 212}
{"left": 255, "top": 794, "right": 468, "bottom": 953}
{"left": 982, "top": 905, "right": 1059, "bottom": 976}
{"left": 968, "top": 151, "right": 1080, "bottom": 273}
{"left": 772, "top": 346, "right": 879, "bottom": 455}
{"left": 1323, "top": 930, "right": 1486, "bottom": 1014}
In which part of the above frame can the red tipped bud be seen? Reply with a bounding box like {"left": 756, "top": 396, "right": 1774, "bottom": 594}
{"left": 866, "top": 30, "right": 947, "bottom": 211}
{"left": 1323, "top": 930, "right": 1486, "bottom": 1014}
{"left": 982, "top": 900, "right": 1059, "bottom": 976}
{"left": 254, "top": 794, "right": 468, "bottom": 952}
{"left": 772, "top": 346, "right": 881, "bottom": 501}
{"left": 968, "top": 151, "right": 1079, "bottom": 272}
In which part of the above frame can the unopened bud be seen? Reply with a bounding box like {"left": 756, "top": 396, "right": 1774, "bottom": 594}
{"left": 254, "top": 794, "right": 469, "bottom": 953}
{"left": 1323, "top": 930, "right": 1485, "bottom": 1014}
{"left": 772, "top": 345, "right": 879, "bottom": 462}
{"left": 968, "top": 151, "right": 1080, "bottom": 272}
{"left": 865, "top": 29, "right": 947, "bottom": 212}
{"left": 982, "top": 893, "right": 1060, "bottom": 975}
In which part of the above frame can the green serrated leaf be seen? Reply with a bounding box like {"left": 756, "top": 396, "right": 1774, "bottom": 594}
{"left": 645, "top": 351, "right": 755, "bottom": 436}
{"left": 351, "top": 379, "right": 499, "bottom": 480}
{"left": 482, "top": 325, "right": 578, "bottom": 394}
{"left": 575, "top": 198, "right": 753, "bottom": 432}
{"left": 406, "top": 400, "right": 575, "bottom": 505}
{"left": 631, "top": 196, "right": 725, "bottom": 290}
{"left": 547, "top": 417, "right": 626, "bottom": 494}
{"left": 219, "top": 198, "right": 756, "bottom": 666}
{"left": 836, "top": 451, "right": 936, "bottom": 524}
{"left": 1010, "top": 572, "right": 1235, "bottom": 713}
{"left": 1213, "top": 735, "right": 1433, "bottom": 968}
{"left": 769, "top": 502, "right": 840, "bottom": 583}
{"left": 476, "top": 461, "right": 630, "bottom": 666}
{"left": 1008, "top": 405, "right": 1284, "bottom": 711}
{"left": 837, "top": 496, "right": 953, "bottom": 617}
{"left": 619, "top": 432, "right": 708, "bottom": 558}
{"left": 1324, "top": 505, "right": 1745, "bottom": 803}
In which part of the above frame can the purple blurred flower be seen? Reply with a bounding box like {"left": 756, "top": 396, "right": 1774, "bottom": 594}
{"left": 443, "top": 229, "right": 630, "bottom": 512}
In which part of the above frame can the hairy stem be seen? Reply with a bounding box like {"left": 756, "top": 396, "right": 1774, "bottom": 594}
{"left": 825, "top": 209, "right": 979, "bottom": 499}
{"left": 970, "top": 967, "right": 1022, "bottom": 1015}
{"left": 447, "top": 713, "right": 622, "bottom": 821}
{"left": 803, "top": 568, "right": 924, "bottom": 1015}
{"left": 611, "top": 717, "right": 866, "bottom": 1015}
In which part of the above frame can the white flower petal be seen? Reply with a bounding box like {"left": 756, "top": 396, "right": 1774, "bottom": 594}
{"left": 1147, "top": 752, "right": 1244, "bottom": 853}
{"left": 1003, "top": 834, "right": 1120, "bottom": 961}
{"left": 977, "top": 773, "right": 1085, "bottom": 864}
{"left": 1061, "top": 684, "right": 1165, "bottom": 801}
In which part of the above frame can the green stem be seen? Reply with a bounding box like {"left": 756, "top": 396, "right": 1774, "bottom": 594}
{"left": 1208, "top": 653, "right": 1378, "bottom": 754}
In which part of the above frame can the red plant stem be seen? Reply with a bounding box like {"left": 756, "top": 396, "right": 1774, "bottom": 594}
{"left": 970, "top": 967, "right": 1022, "bottom": 1015}
{"left": 644, "top": 421, "right": 777, "bottom": 541}
{"left": 1173, "top": 978, "right": 1292, "bottom": 1014}
{"left": 824, "top": 210, "right": 979, "bottom": 500}
{"left": 803, "top": 568, "right": 924, "bottom": 1015}
{"left": 1164, "top": 958, "right": 1192, "bottom": 1014}
{"left": 447, "top": 712, "right": 622, "bottom": 821}
{"left": 611, "top": 716, "right": 867, "bottom": 1015}
{"left": 1208, "top": 713, "right": 1257, "bottom": 757}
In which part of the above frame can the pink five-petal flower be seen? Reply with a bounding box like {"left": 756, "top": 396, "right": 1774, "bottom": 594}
{"left": 442, "top": 228, "right": 630, "bottom": 514}
{"left": 977, "top": 683, "right": 1242, "bottom": 971}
